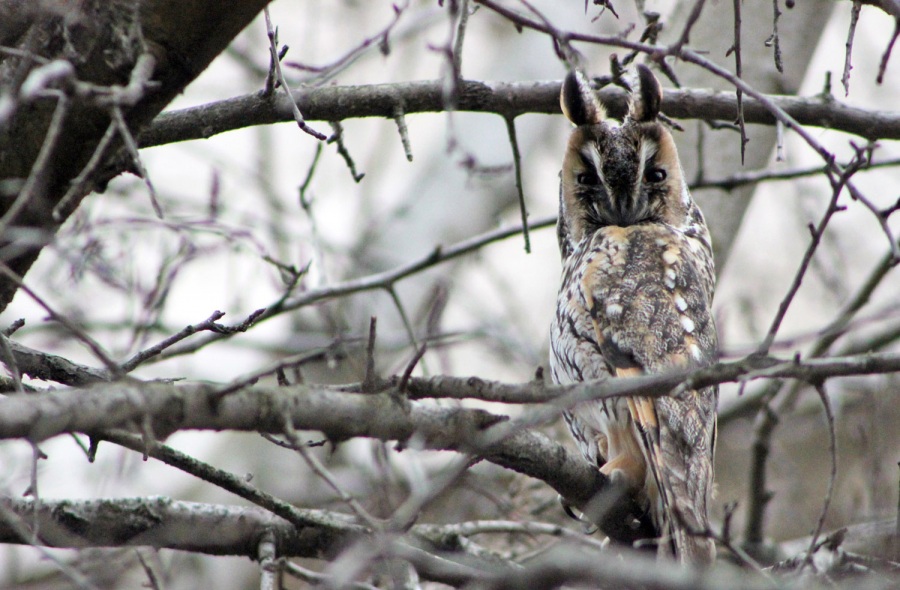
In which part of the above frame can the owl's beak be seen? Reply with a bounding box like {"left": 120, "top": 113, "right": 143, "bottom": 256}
{"left": 608, "top": 192, "right": 648, "bottom": 227}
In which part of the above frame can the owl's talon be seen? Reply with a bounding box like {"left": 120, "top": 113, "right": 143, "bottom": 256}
{"left": 558, "top": 495, "right": 600, "bottom": 535}
{"left": 559, "top": 495, "right": 580, "bottom": 521}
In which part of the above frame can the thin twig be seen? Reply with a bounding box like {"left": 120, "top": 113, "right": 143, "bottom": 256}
{"left": 280, "top": 560, "right": 379, "bottom": 590}
{"left": 281, "top": 420, "right": 382, "bottom": 529}
{"left": 803, "top": 384, "right": 838, "bottom": 570}
{"left": 207, "top": 344, "right": 342, "bottom": 402}
{"left": 0, "top": 263, "right": 122, "bottom": 375}
{"left": 743, "top": 405, "right": 778, "bottom": 546}
{"left": 135, "top": 549, "right": 163, "bottom": 590}
{"left": 393, "top": 103, "right": 414, "bottom": 161}
{"left": 504, "top": 116, "right": 530, "bottom": 253}
{"left": 26, "top": 442, "right": 43, "bottom": 541}
{"left": 99, "top": 430, "right": 353, "bottom": 531}
{"left": 756, "top": 160, "right": 859, "bottom": 355}
{"left": 297, "top": 142, "right": 330, "bottom": 288}
{"left": 363, "top": 316, "right": 378, "bottom": 392}
{"left": 53, "top": 119, "right": 117, "bottom": 220}
{"left": 284, "top": 1, "right": 410, "bottom": 85}
{"left": 111, "top": 106, "right": 163, "bottom": 218}
{"left": 387, "top": 286, "right": 424, "bottom": 372}
{"left": 729, "top": 0, "right": 748, "bottom": 164}
{"left": 0, "top": 91, "right": 68, "bottom": 235}
{"left": 263, "top": 8, "right": 326, "bottom": 140}
{"left": 328, "top": 120, "right": 365, "bottom": 182}
{"left": 843, "top": 1, "right": 862, "bottom": 96}
{"left": 766, "top": 0, "right": 783, "bottom": 73}
{"left": 452, "top": 0, "right": 470, "bottom": 79}
{"left": 153, "top": 215, "right": 557, "bottom": 363}
{"left": 877, "top": 19, "right": 900, "bottom": 84}
{"left": 299, "top": 142, "right": 324, "bottom": 200}
{"left": 119, "top": 310, "right": 264, "bottom": 373}
{"left": 398, "top": 344, "right": 428, "bottom": 393}
{"left": 670, "top": 0, "right": 707, "bottom": 53}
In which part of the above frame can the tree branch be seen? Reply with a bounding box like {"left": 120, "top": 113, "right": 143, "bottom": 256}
{"left": 139, "top": 80, "right": 900, "bottom": 149}
{"left": 0, "top": 0, "right": 272, "bottom": 313}
{"left": 0, "top": 378, "right": 604, "bottom": 512}
{"left": 0, "top": 497, "right": 877, "bottom": 588}
{"left": 0, "top": 496, "right": 354, "bottom": 559}
{"left": 2, "top": 350, "right": 900, "bottom": 511}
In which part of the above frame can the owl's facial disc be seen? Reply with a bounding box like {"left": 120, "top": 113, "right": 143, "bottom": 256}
{"left": 574, "top": 133, "right": 664, "bottom": 227}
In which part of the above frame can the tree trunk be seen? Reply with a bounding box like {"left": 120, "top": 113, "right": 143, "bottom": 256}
{"left": 0, "top": 0, "right": 271, "bottom": 312}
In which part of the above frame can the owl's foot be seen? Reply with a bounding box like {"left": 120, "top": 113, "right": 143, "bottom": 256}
{"left": 558, "top": 495, "right": 599, "bottom": 534}
{"left": 599, "top": 452, "right": 644, "bottom": 491}
{"left": 597, "top": 423, "right": 646, "bottom": 490}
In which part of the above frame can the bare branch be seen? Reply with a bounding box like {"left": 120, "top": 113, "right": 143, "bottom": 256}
{"left": 2, "top": 351, "right": 900, "bottom": 523}
{"left": 843, "top": 1, "right": 862, "bottom": 96}
{"left": 729, "top": 0, "right": 748, "bottom": 163}
{"left": 153, "top": 215, "right": 557, "bottom": 363}
{"left": 262, "top": 8, "right": 326, "bottom": 141}
{"left": 258, "top": 530, "right": 278, "bottom": 590}
{"left": 140, "top": 81, "right": 900, "bottom": 148}
{"left": 690, "top": 157, "right": 900, "bottom": 192}
{"left": 504, "top": 115, "right": 530, "bottom": 254}
{"left": 877, "top": 19, "right": 900, "bottom": 84}
{"left": 766, "top": 0, "right": 784, "bottom": 73}
{"left": 0, "top": 264, "right": 122, "bottom": 376}
{"left": 804, "top": 384, "right": 839, "bottom": 570}
{"left": 99, "top": 430, "right": 359, "bottom": 533}
{"left": 755, "top": 163, "right": 854, "bottom": 355}
{"left": 0, "top": 496, "right": 353, "bottom": 559}
{"left": 0, "top": 338, "right": 107, "bottom": 387}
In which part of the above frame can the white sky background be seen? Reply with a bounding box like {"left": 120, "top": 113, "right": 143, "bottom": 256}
{"left": 1, "top": 1, "right": 899, "bottom": 586}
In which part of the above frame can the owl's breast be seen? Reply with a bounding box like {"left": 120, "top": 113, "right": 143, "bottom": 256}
{"left": 575, "top": 223, "right": 716, "bottom": 373}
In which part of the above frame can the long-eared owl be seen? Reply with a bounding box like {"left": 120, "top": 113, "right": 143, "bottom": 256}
{"left": 549, "top": 65, "right": 718, "bottom": 564}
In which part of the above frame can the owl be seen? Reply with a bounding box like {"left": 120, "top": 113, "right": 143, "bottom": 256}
{"left": 549, "top": 65, "right": 718, "bottom": 564}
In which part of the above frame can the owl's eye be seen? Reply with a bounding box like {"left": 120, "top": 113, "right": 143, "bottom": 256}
{"left": 577, "top": 171, "right": 599, "bottom": 186}
{"left": 644, "top": 167, "right": 667, "bottom": 183}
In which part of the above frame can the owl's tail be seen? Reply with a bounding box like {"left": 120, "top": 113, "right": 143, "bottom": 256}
{"left": 632, "top": 394, "right": 717, "bottom": 565}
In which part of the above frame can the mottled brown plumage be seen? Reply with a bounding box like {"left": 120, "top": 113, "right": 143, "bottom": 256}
{"left": 550, "top": 65, "right": 718, "bottom": 564}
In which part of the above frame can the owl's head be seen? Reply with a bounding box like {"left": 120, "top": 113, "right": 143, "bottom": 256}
{"left": 558, "top": 65, "right": 692, "bottom": 247}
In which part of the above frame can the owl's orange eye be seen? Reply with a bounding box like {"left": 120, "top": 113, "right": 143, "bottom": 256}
{"left": 644, "top": 167, "right": 667, "bottom": 183}
{"left": 577, "top": 171, "right": 599, "bottom": 186}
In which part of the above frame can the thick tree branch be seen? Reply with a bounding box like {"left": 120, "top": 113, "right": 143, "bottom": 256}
{"left": 4, "top": 351, "right": 900, "bottom": 438}
{"left": 1, "top": 497, "right": 879, "bottom": 588}
{"left": 0, "top": 496, "right": 354, "bottom": 559}
{"left": 139, "top": 81, "right": 900, "bottom": 149}
{"left": 0, "top": 337, "right": 108, "bottom": 386}
{"left": 2, "top": 350, "right": 900, "bottom": 513}
{"left": 0, "top": 0, "right": 273, "bottom": 313}
{"left": 0, "top": 378, "right": 605, "bottom": 512}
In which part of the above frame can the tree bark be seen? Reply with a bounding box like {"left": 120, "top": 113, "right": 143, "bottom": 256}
{"left": 0, "top": 0, "right": 271, "bottom": 313}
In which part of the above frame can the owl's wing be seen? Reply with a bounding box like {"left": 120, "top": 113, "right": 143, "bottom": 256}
{"left": 581, "top": 239, "right": 717, "bottom": 563}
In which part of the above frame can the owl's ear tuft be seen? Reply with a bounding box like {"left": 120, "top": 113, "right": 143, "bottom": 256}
{"left": 630, "top": 64, "right": 663, "bottom": 122}
{"left": 560, "top": 70, "right": 605, "bottom": 126}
